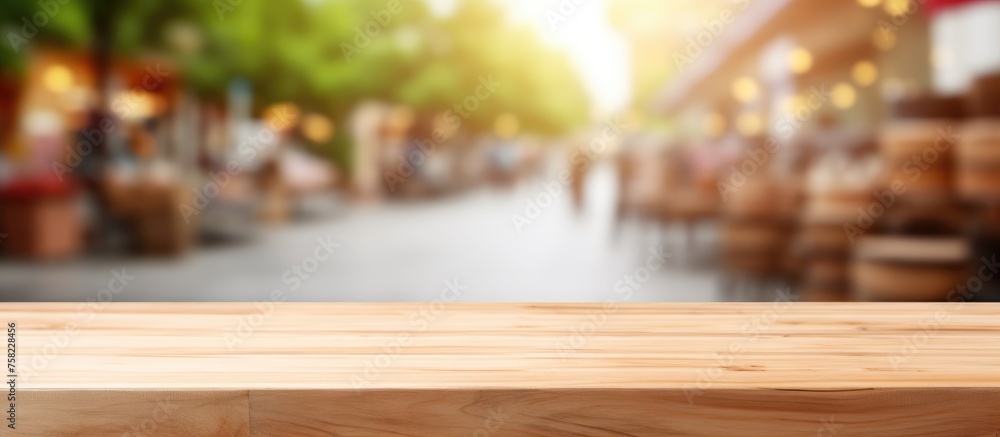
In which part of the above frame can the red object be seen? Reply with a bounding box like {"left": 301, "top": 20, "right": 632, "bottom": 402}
{"left": 0, "top": 177, "right": 79, "bottom": 201}
{"left": 926, "top": 0, "right": 1000, "bottom": 16}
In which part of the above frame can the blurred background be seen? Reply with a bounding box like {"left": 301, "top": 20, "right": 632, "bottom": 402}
{"left": 2, "top": 0, "right": 1000, "bottom": 302}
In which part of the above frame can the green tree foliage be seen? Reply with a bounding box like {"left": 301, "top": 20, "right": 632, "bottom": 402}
{"left": 2, "top": 0, "right": 589, "bottom": 135}
{"left": 398, "top": 0, "right": 589, "bottom": 134}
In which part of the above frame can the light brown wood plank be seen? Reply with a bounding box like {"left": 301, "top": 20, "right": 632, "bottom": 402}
{"left": 2, "top": 303, "right": 1000, "bottom": 435}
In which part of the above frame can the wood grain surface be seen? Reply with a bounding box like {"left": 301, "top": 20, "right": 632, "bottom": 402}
{"left": 3, "top": 302, "right": 1000, "bottom": 436}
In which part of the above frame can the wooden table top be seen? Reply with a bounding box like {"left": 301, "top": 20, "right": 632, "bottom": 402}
{"left": 7, "top": 302, "right": 1000, "bottom": 390}
{"left": 6, "top": 302, "right": 1000, "bottom": 436}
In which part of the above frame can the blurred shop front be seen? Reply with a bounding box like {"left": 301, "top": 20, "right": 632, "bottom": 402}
{"left": 0, "top": 48, "right": 339, "bottom": 261}
{"left": 635, "top": 0, "right": 1000, "bottom": 301}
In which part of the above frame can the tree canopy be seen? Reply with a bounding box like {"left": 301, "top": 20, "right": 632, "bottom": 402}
{"left": 2, "top": 0, "right": 589, "bottom": 136}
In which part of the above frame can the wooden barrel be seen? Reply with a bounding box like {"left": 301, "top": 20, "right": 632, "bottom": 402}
{"left": 877, "top": 195, "right": 965, "bottom": 235}
{"left": 956, "top": 74, "right": 1000, "bottom": 300}
{"left": 851, "top": 236, "right": 969, "bottom": 301}
{"left": 957, "top": 121, "right": 1000, "bottom": 201}
{"left": 880, "top": 96, "right": 964, "bottom": 199}
{"left": 877, "top": 96, "right": 966, "bottom": 237}
{"left": 880, "top": 120, "right": 954, "bottom": 197}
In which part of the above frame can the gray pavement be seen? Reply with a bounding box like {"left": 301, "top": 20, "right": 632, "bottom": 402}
{"left": 0, "top": 164, "right": 723, "bottom": 302}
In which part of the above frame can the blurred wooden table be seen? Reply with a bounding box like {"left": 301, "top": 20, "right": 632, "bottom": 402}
{"left": 4, "top": 303, "right": 1000, "bottom": 436}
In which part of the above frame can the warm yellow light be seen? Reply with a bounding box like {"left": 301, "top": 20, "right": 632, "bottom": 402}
{"left": 302, "top": 114, "right": 334, "bottom": 143}
{"left": 884, "top": 0, "right": 912, "bottom": 16}
{"left": 872, "top": 29, "right": 896, "bottom": 51}
{"left": 781, "top": 94, "right": 805, "bottom": 114}
{"left": 703, "top": 112, "right": 726, "bottom": 138}
{"left": 852, "top": 61, "right": 879, "bottom": 86}
{"left": 736, "top": 112, "right": 763, "bottom": 137}
{"left": 787, "top": 48, "right": 813, "bottom": 75}
{"left": 857, "top": 0, "right": 881, "bottom": 8}
{"left": 112, "top": 91, "right": 154, "bottom": 120}
{"left": 493, "top": 113, "right": 520, "bottom": 139}
{"left": 264, "top": 103, "right": 300, "bottom": 132}
{"left": 732, "top": 77, "right": 760, "bottom": 103}
{"left": 43, "top": 65, "right": 73, "bottom": 94}
{"left": 832, "top": 83, "right": 857, "bottom": 109}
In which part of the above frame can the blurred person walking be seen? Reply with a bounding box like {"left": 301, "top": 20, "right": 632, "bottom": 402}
{"left": 569, "top": 143, "right": 592, "bottom": 211}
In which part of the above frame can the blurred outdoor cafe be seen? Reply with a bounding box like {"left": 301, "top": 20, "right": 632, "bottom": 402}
{"left": 2, "top": 0, "right": 1000, "bottom": 303}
